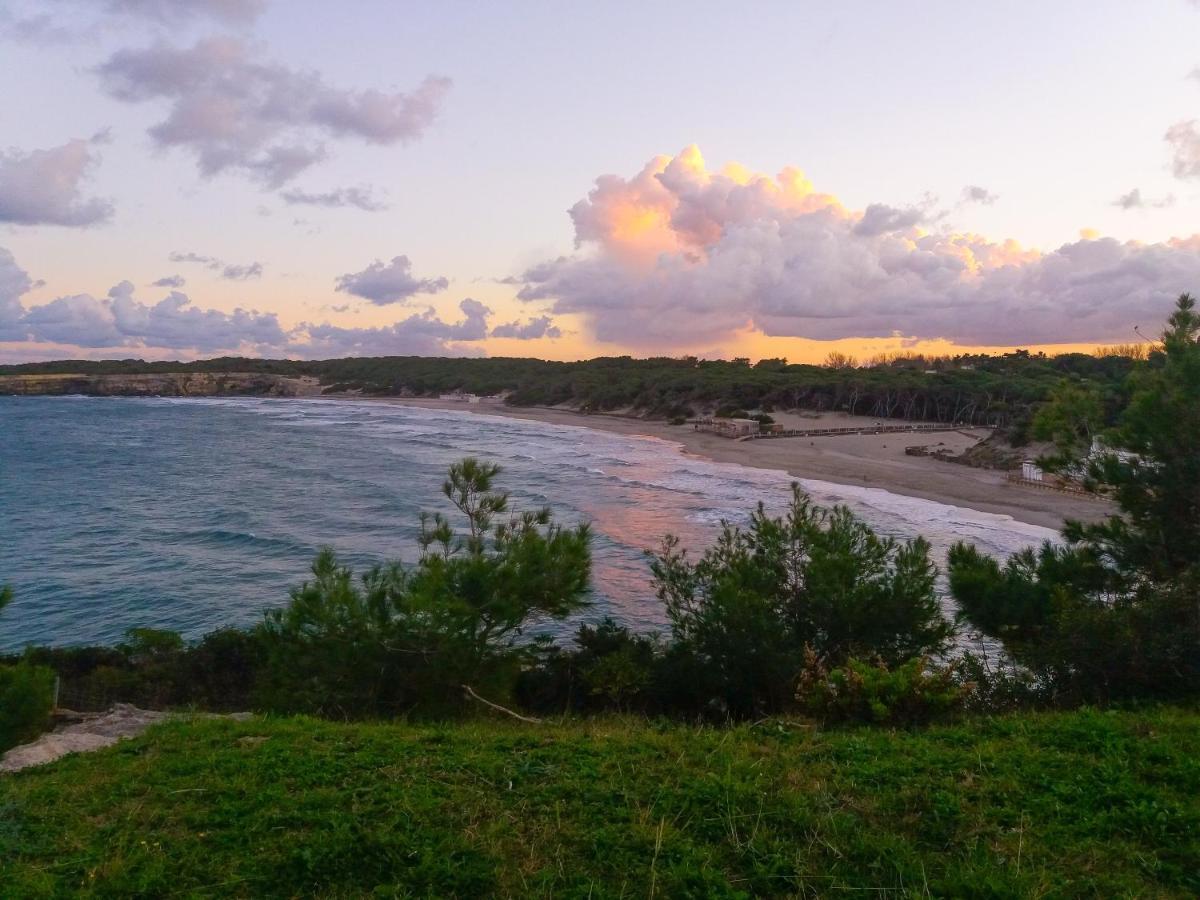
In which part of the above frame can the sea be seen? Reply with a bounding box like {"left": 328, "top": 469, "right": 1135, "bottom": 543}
{"left": 0, "top": 396, "right": 1057, "bottom": 652}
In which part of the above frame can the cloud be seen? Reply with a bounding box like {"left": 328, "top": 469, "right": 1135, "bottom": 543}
{"left": 95, "top": 37, "right": 450, "bottom": 187}
{"left": 0, "top": 247, "right": 33, "bottom": 340}
{"left": 1166, "top": 120, "right": 1200, "bottom": 180}
{"left": 853, "top": 203, "right": 928, "bottom": 237}
{"left": 221, "top": 261, "right": 263, "bottom": 281}
{"left": 169, "top": 250, "right": 263, "bottom": 280}
{"left": 0, "top": 10, "right": 79, "bottom": 43}
{"left": 1112, "top": 187, "right": 1175, "bottom": 210}
{"left": 517, "top": 146, "right": 1200, "bottom": 347}
{"left": 152, "top": 274, "right": 186, "bottom": 287}
{"left": 168, "top": 250, "right": 220, "bottom": 269}
{"left": 292, "top": 299, "right": 491, "bottom": 357}
{"left": 280, "top": 185, "right": 389, "bottom": 211}
{"left": 961, "top": 185, "right": 997, "bottom": 205}
{"left": 0, "top": 138, "right": 113, "bottom": 227}
{"left": 1, "top": 246, "right": 493, "bottom": 360}
{"left": 335, "top": 255, "right": 449, "bottom": 304}
{"left": 490, "top": 315, "right": 562, "bottom": 339}
{"left": 1, "top": 253, "right": 286, "bottom": 351}
{"left": 98, "top": 0, "right": 266, "bottom": 23}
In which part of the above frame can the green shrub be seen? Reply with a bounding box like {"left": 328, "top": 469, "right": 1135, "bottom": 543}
{"left": 517, "top": 619, "right": 662, "bottom": 715}
{"left": 797, "top": 654, "right": 968, "bottom": 726}
{"left": 258, "top": 458, "right": 592, "bottom": 719}
{"left": 651, "top": 483, "right": 951, "bottom": 718}
{"left": 952, "top": 648, "right": 1053, "bottom": 713}
{"left": 950, "top": 543, "right": 1199, "bottom": 703}
{"left": 0, "top": 663, "right": 56, "bottom": 752}
{"left": 950, "top": 295, "right": 1200, "bottom": 705}
{"left": 713, "top": 405, "right": 750, "bottom": 419}
{"left": 180, "top": 628, "right": 266, "bottom": 711}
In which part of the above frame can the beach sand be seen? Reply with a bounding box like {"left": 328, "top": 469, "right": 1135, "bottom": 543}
{"left": 342, "top": 397, "right": 1110, "bottom": 531}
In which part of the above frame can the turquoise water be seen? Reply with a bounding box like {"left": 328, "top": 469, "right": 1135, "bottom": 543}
{"left": 0, "top": 396, "right": 1056, "bottom": 651}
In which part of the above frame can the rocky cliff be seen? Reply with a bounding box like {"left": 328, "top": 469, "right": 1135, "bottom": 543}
{"left": 0, "top": 372, "right": 323, "bottom": 397}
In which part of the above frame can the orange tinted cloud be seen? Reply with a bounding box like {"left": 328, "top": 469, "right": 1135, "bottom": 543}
{"left": 519, "top": 147, "right": 1200, "bottom": 349}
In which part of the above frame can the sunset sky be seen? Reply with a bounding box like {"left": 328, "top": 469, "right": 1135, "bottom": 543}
{"left": 2, "top": 0, "right": 1200, "bottom": 363}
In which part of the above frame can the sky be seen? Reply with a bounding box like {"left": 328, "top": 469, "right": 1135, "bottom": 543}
{"left": 2, "top": 0, "right": 1200, "bottom": 364}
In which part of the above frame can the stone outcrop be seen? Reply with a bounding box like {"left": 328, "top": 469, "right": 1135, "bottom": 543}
{"left": 905, "top": 431, "right": 1027, "bottom": 470}
{"left": 0, "top": 704, "right": 168, "bottom": 773}
{"left": 0, "top": 704, "right": 255, "bottom": 773}
{"left": 0, "top": 372, "right": 322, "bottom": 397}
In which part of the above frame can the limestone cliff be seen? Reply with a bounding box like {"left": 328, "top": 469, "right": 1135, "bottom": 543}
{"left": 0, "top": 372, "right": 323, "bottom": 397}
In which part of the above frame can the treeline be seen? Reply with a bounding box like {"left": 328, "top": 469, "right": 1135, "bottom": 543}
{"left": 0, "top": 346, "right": 1144, "bottom": 430}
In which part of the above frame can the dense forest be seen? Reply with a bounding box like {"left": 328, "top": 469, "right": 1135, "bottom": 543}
{"left": 0, "top": 348, "right": 1147, "bottom": 432}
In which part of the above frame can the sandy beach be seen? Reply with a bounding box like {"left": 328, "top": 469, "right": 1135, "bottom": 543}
{"left": 341, "top": 396, "right": 1110, "bottom": 531}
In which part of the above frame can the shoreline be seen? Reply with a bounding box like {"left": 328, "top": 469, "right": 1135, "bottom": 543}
{"left": 334, "top": 396, "right": 1110, "bottom": 531}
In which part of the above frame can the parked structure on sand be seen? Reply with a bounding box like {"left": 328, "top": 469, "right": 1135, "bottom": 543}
{"left": 694, "top": 417, "right": 781, "bottom": 438}
{"left": 438, "top": 391, "right": 482, "bottom": 404}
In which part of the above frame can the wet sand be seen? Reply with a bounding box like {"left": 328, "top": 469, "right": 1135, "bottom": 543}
{"left": 340, "top": 396, "right": 1110, "bottom": 531}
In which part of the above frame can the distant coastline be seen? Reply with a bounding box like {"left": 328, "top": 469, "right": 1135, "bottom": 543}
{"left": 0, "top": 372, "right": 321, "bottom": 398}
{"left": 338, "top": 395, "right": 1110, "bottom": 531}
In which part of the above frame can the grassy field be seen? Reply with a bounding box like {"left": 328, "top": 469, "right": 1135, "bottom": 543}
{"left": 1, "top": 708, "right": 1198, "bottom": 898}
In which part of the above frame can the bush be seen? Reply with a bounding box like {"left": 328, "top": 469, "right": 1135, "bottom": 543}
{"left": 258, "top": 459, "right": 592, "bottom": 719}
{"left": 180, "top": 628, "right": 266, "bottom": 711}
{"left": 952, "top": 648, "right": 1053, "bottom": 713}
{"left": 0, "top": 663, "right": 56, "bottom": 752}
{"left": 950, "top": 296, "right": 1200, "bottom": 705}
{"left": 949, "top": 543, "right": 1200, "bottom": 704}
{"left": 797, "top": 654, "right": 968, "bottom": 726}
{"left": 651, "top": 484, "right": 951, "bottom": 718}
{"left": 518, "top": 619, "right": 661, "bottom": 715}
{"left": 713, "top": 405, "right": 751, "bottom": 419}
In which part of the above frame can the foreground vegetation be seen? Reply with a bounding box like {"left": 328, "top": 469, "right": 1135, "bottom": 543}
{"left": 0, "top": 298, "right": 1196, "bottom": 896}
{"left": 2, "top": 707, "right": 1198, "bottom": 897}
{"left": 3, "top": 298, "right": 1198, "bottom": 739}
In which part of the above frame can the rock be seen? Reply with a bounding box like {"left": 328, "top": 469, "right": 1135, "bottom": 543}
{"left": 0, "top": 373, "right": 322, "bottom": 398}
{"left": 1, "top": 704, "right": 168, "bottom": 773}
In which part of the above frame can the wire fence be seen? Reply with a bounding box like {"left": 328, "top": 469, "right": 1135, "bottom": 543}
{"left": 55, "top": 677, "right": 172, "bottom": 713}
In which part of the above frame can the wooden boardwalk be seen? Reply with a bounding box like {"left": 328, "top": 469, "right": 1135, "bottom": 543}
{"left": 736, "top": 423, "right": 972, "bottom": 442}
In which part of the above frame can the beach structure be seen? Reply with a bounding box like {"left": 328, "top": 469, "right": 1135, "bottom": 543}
{"left": 695, "top": 417, "right": 762, "bottom": 438}
{"left": 1021, "top": 459, "right": 1044, "bottom": 482}
{"left": 438, "top": 391, "right": 482, "bottom": 404}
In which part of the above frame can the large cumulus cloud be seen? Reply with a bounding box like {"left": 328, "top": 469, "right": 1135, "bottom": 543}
{"left": 518, "top": 146, "right": 1200, "bottom": 347}
{"left": 95, "top": 37, "right": 450, "bottom": 188}
{"left": 0, "top": 138, "right": 113, "bottom": 227}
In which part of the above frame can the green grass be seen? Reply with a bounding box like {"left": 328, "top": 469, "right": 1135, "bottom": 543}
{"left": 1, "top": 708, "right": 1198, "bottom": 898}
